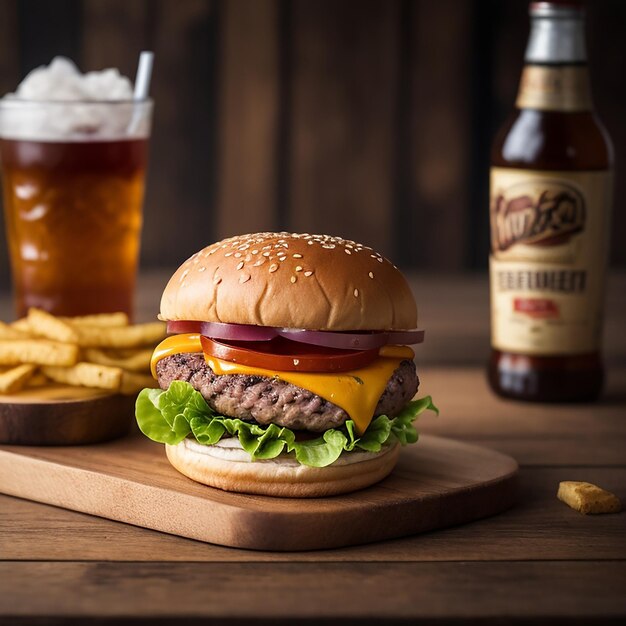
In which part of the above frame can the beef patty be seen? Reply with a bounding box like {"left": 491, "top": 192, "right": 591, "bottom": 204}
{"left": 156, "top": 352, "right": 419, "bottom": 432}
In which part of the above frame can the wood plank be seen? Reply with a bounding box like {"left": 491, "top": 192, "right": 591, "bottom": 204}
{"left": 403, "top": 0, "right": 472, "bottom": 270}
{"left": 1, "top": 466, "right": 623, "bottom": 563}
{"left": 82, "top": 0, "right": 150, "bottom": 77}
{"left": 0, "top": 0, "right": 19, "bottom": 287}
{"left": 289, "top": 0, "right": 398, "bottom": 255}
{"left": 216, "top": 0, "right": 280, "bottom": 239}
{"left": 141, "top": 0, "right": 218, "bottom": 269}
{"left": 0, "top": 434, "right": 517, "bottom": 551}
{"left": 0, "top": 0, "right": 18, "bottom": 97}
{"left": 1, "top": 561, "right": 625, "bottom": 621}
{"left": 587, "top": 1, "right": 626, "bottom": 268}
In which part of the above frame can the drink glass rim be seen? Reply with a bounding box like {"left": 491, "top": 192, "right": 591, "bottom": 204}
{"left": 0, "top": 97, "right": 153, "bottom": 107}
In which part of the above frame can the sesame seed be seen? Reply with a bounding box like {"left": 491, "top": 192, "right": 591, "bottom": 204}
{"left": 269, "top": 264, "right": 279, "bottom": 273}
{"left": 252, "top": 258, "right": 266, "bottom": 267}
{"left": 239, "top": 273, "right": 250, "bottom": 284}
{"left": 293, "top": 253, "right": 303, "bottom": 259}
{"left": 234, "top": 252, "right": 242, "bottom": 258}
{"left": 291, "top": 276, "right": 297, "bottom": 283}
{"left": 209, "top": 249, "right": 216, "bottom": 255}
{"left": 199, "top": 266, "right": 206, "bottom": 272}
{"left": 354, "top": 289, "right": 359, "bottom": 297}
{"left": 377, "top": 257, "right": 383, "bottom": 263}
{"left": 225, "top": 252, "right": 233, "bottom": 257}
{"left": 213, "top": 276, "right": 222, "bottom": 285}
{"left": 368, "top": 271, "right": 374, "bottom": 279}
{"left": 308, "top": 241, "right": 314, "bottom": 245}
{"left": 263, "top": 251, "right": 270, "bottom": 257}
{"left": 293, "top": 359, "right": 300, "bottom": 366}
{"left": 304, "top": 271, "right": 313, "bottom": 277}
{"left": 236, "top": 261, "right": 244, "bottom": 270}
{"left": 345, "top": 249, "right": 351, "bottom": 255}
{"left": 251, "top": 250, "right": 258, "bottom": 254}
{"left": 295, "top": 266, "right": 303, "bottom": 272}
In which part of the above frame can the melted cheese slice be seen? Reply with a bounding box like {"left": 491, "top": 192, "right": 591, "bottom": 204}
{"left": 151, "top": 334, "right": 414, "bottom": 435}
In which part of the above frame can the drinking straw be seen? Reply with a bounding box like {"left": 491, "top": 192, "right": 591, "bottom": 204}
{"left": 128, "top": 51, "right": 153, "bottom": 134}
{"left": 134, "top": 51, "right": 154, "bottom": 100}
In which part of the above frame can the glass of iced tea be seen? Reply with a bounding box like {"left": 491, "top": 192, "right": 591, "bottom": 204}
{"left": 0, "top": 58, "right": 153, "bottom": 317}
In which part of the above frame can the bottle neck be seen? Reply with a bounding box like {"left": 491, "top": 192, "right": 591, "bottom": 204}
{"left": 525, "top": 9, "right": 587, "bottom": 64}
{"left": 516, "top": 5, "right": 592, "bottom": 112}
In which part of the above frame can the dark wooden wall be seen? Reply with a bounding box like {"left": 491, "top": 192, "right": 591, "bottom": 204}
{"left": 0, "top": 0, "right": 625, "bottom": 288}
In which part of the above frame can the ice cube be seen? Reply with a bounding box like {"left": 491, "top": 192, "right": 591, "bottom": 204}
{"left": 0, "top": 56, "right": 144, "bottom": 140}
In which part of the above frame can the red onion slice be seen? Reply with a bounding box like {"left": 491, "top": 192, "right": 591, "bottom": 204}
{"left": 168, "top": 320, "right": 425, "bottom": 348}
{"left": 166, "top": 320, "right": 202, "bottom": 334}
{"left": 386, "top": 329, "right": 425, "bottom": 345}
{"left": 277, "top": 328, "right": 389, "bottom": 351}
{"left": 200, "top": 321, "right": 278, "bottom": 342}
{"left": 167, "top": 320, "right": 278, "bottom": 341}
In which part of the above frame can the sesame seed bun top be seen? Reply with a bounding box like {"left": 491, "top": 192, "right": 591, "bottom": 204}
{"left": 159, "top": 232, "right": 417, "bottom": 331}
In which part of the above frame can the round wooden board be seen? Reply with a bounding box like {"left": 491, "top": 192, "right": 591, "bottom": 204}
{"left": 0, "top": 384, "right": 136, "bottom": 445}
{"left": 0, "top": 433, "right": 519, "bottom": 550}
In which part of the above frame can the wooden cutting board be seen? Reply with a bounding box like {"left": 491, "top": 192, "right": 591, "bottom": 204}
{"left": 0, "top": 433, "right": 518, "bottom": 551}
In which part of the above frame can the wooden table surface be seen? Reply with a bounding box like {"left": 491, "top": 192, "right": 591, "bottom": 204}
{"left": 1, "top": 271, "right": 625, "bottom": 625}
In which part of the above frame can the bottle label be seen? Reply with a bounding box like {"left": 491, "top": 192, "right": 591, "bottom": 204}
{"left": 490, "top": 168, "right": 612, "bottom": 355}
{"left": 516, "top": 65, "right": 592, "bottom": 112}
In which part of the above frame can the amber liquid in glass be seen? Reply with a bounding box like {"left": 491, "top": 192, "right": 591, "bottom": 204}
{"left": 489, "top": 108, "right": 612, "bottom": 402}
{"left": 0, "top": 138, "right": 148, "bottom": 317}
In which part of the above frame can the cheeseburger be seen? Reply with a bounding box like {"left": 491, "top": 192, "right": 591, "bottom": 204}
{"left": 136, "top": 232, "right": 437, "bottom": 497}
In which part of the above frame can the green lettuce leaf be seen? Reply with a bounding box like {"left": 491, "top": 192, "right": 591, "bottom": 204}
{"left": 135, "top": 381, "right": 438, "bottom": 468}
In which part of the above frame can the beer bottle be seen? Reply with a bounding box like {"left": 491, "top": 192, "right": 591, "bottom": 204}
{"left": 488, "top": 1, "right": 613, "bottom": 402}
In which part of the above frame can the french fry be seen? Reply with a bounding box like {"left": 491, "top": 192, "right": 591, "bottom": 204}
{"left": 75, "top": 322, "right": 166, "bottom": 348}
{"left": 27, "top": 308, "right": 79, "bottom": 343}
{"left": 62, "top": 312, "right": 129, "bottom": 328}
{"left": 0, "top": 364, "right": 37, "bottom": 394}
{"left": 10, "top": 318, "right": 33, "bottom": 335}
{"left": 120, "top": 371, "right": 159, "bottom": 395}
{"left": 0, "top": 340, "right": 79, "bottom": 366}
{"left": 557, "top": 481, "right": 622, "bottom": 515}
{"left": 0, "top": 321, "right": 30, "bottom": 340}
{"left": 83, "top": 348, "right": 153, "bottom": 373}
{"left": 42, "top": 362, "right": 123, "bottom": 391}
{"left": 26, "top": 371, "right": 50, "bottom": 387}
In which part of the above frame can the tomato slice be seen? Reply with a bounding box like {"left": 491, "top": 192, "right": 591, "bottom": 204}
{"left": 200, "top": 336, "right": 378, "bottom": 373}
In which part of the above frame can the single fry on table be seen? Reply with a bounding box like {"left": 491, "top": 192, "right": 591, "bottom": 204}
{"left": 557, "top": 481, "right": 622, "bottom": 514}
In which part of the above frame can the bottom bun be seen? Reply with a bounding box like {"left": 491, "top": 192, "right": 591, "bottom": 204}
{"left": 165, "top": 437, "right": 401, "bottom": 497}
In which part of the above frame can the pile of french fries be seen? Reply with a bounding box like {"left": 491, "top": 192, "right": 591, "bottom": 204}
{"left": 0, "top": 309, "right": 166, "bottom": 395}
